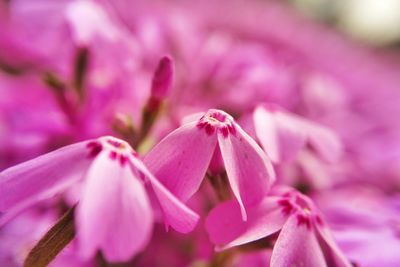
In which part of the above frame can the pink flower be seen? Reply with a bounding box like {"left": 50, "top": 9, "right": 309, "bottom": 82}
{"left": 144, "top": 109, "right": 275, "bottom": 220}
{"left": 0, "top": 136, "right": 199, "bottom": 262}
{"left": 253, "top": 104, "right": 342, "bottom": 164}
{"left": 315, "top": 186, "right": 400, "bottom": 267}
{"left": 206, "top": 187, "right": 352, "bottom": 267}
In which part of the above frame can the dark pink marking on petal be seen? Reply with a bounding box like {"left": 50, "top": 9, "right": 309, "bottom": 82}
{"left": 196, "top": 110, "right": 236, "bottom": 137}
{"left": 228, "top": 124, "right": 236, "bottom": 136}
{"left": 196, "top": 121, "right": 208, "bottom": 131}
{"left": 109, "top": 151, "right": 118, "bottom": 160}
{"left": 210, "top": 111, "right": 227, "bottom": 122}
{"left": 87, "top": 142, "right": 103, "bottom": 158}
{"left": 119, "top": 155, "right": 128, "bottom": 166}
{"left": 107, "top": 139, "right": 123, "bottom": 148}
{"left": 205, "top": 124, "right": 216, "bottom": 135}
{"left": 220, "top": 126, "right": 229, "bottom": 138}
{"left": 296, "top": 213, "right": 312, "bottom": 229}
{"left": 315, "top": 215, "right": 324, "bottom": 226}
{"left": 278, "top": 199, "right": 294, "bottom": 216}
{"left": 86, "top": 141, "right": 99, "bottom": 148}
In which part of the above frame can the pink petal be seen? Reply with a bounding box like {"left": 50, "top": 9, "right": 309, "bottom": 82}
{"left": 0, "top": 141, "right": 90, "bottom": 214}
{"left": 77, "top": 152, "right": 153, "bottom": 262}
{"left": 205, "top": 197, "right": 286, "bottom": 250}
{"left": 304, "top": 121, "right": 343, "bottom": 163}
{"left": 218, "top": 124, "right": 275, "bottom": 220}
{"left": 65, "top": 1, "right": 118, "bottom": 45}
{"left": 296, "top": 150, "right": 333, "bottom": 189}
{"left": 144, "top": 122, "right": 217, "bottom": 201}
{"left": 130, "top": 156, "right": 199, "bottom": 233}
{"left": 316, "top": 224, "right": 353, "bottom": 267}
{"left": 181, "top": 112, "right": 206, "bottom": 125}
{"left": 270, "top": 216, "right": 327, "bottom": 267}
{"left": 254, "top": 106, "right": 307, "bottom": 163}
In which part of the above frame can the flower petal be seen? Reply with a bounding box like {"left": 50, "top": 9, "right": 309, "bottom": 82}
{"left": 144, "top": 122, "right": 217, "bottom": 201}
{"left": 316, "top": 224, "right": 353, "bottom": 267}
{"left": 270, "top": 215, "right": 327, "bottom": 267}
{"left": 76, "top": 152, "right": 153, "bottom": 262}
{"left": 304, "top": 121, "right": 343, "bottom": 163}
{"left": 181, "top": 112, "right": 205, "bottom": 125}
{"left": 130, "top": 156, "right": 199, "bottom": 233}
{"left": 218, "top": 124, "right": 275, "bottom": 220}
{"left": 205, "top": 197, "right": 286, "bottom": 250}
{"left": 0, "top": 141, "right": 90, "bottom": 214}
{"left": 254, "top": 106, "right": 307, "bottom": 163}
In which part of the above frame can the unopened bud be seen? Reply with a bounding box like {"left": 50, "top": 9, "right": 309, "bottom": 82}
{"left": 150, "top": 55, "right": 173, "bottom": 101}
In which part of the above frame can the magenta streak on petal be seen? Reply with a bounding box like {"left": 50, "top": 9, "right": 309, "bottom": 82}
{"left": 109, "top": 150, "right": 118, "bottom": 160}
{"left": 107, "top": 139, "right": 124, "bottom": 149}
{"left": 119, "top": 155, "right": 128, "bottom": 166}
{"left": 277, "top": 191, "right": 319, "bottom": 230}
{"left": 296, "top": 213, "right": 312, "bottom": 229}
{"left": 86, "top": 141, "right": 103, "bottom": 158}
{"left": 108, "top": 150, "right": 129, "bottom": 167}
{"left": 206, "top": 123, "right": 216, "bottom": 135}
{"left": 278, "top": 199, "right": 294, "bottom": 216}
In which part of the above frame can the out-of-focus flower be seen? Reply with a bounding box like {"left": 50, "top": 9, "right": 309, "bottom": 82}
{"left": 0, "top": 72, "right": 70, "bottom": 169}
{"left": 0, "top": 0, "right": 400, "bottom": 266}
{"left": 144, "top": 109, "right": 275, "bottom": 220}
{"left": 0, "top": 208, "right": 94, "bottom": 267}
{"left": 253, "top": 104, "right": 342, "bottom": 164}
{"left": 0, "top": 136, "right": 198, "bottom": 262}
{"left": 150, "top": 55, "right": 173, "bottom": 104}
{"left": 252, "top": 104, "right": 343, "bottom": 190}
{"left": 206, "top": 187, "right": 352, "bottom": 267}
{"left": 315, "top": 186, "right": 400, "bottom": 267}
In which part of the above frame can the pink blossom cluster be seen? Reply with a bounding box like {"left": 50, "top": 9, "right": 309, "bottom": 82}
{"left": 1, "top": 0, "right": 400, "bottom": 267}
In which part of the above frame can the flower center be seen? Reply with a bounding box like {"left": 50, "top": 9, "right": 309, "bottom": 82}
{"left": 196, "top": 109, "right": 236, "bottom": 137}
{"left": 278, "top": 191, "right": 322, "bottom": 229}
{"left": 86, "top": 136, "right": 138, "bottom": 166}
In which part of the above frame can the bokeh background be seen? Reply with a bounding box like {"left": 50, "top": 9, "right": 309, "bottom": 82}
{"left": 1, "top": 1, "right": 400, "bottom": 267}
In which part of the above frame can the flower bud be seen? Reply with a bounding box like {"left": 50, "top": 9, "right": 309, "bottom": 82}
{"left": 150, "top": 55, "right": 173, "bottom": 101}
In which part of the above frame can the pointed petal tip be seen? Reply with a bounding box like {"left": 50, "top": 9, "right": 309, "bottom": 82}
{"left": 130, "top": 155, "right": 200, "bottom": 234}
{"left": 218, "top": 125, "right": 275, "bottom": 217}
{"left": 0, "top": 140, "right": 90, "bottom": 215}
{"left": 143, "top": 122, "right": 217, "bottom": 202}
{"left": 239, "top": 203, "right": 248, "bottom": 222}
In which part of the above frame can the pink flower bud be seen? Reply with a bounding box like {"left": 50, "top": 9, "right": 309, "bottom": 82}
{"left": 150, "top": 55, "right": 173, "bottom": 101}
